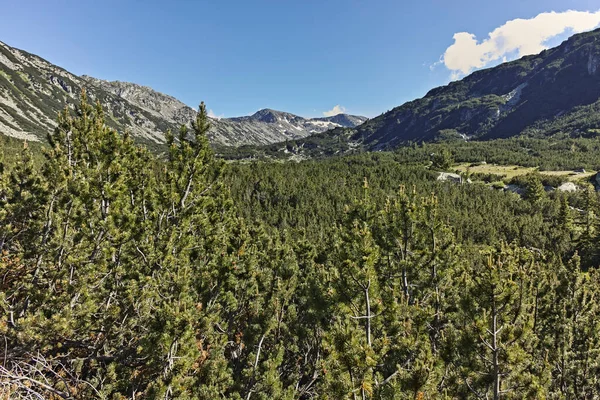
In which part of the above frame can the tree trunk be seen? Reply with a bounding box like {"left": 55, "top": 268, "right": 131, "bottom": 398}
{"left": 492, "top": 291, "right": 500, "bottom": 400}
{"left": 365, "top": 280, "right": 372, "bottom": 348}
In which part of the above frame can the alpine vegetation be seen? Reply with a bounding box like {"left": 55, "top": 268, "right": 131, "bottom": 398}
{"left": 2, "top": 92, "right": 600, "bottom": 398}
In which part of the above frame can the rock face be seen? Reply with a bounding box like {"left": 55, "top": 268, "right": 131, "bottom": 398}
{"left": 0, "top": 41, "right": 182, "bottom": 145}
{"left": 80, "top": 76, "right": 197, "bottom": 127}
{"left": 0, "top": 40, "right": 366, "bottom": 147}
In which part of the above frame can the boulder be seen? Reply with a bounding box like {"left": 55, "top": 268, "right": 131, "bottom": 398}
{"left": 557, "top": 182, "right": 578, "bottom": 192}
{"left": 437, "top": 172, "right": 462, "bottom": 183}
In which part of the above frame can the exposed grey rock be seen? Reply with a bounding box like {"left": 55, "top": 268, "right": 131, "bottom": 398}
{"left": 313, "top": 113, "right": 368, "bottom": 128}
{"left": 588, "top": 47, "right": 600, "bottom": 75}
{"left": 501, "top": 82, "right": 528, "bottom": 111}
{"left": 0, "top": 40, "right": 367, "bottom": 147}
{"left": 80, "top": 80, "right": 368, "bottom": 147}
{"left": 80, "top": 76, "right": 197, "bottom": 127}
{"left": 0, "top": 40, "right": 185, "bottom": 144}
{"left": 437, "top": 172, "right": 462, "bottom": 183}
{"left": 212, "top": 108, "right": 367, "bottom": 147}
{"left": 557, "top": 182, "right": 578, "bottom": 192}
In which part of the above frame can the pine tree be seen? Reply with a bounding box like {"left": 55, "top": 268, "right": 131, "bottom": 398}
{"left": 374, "top": 187, "right": 460, "bottom": 397}
{"left": 578, "top": 188, "right": 600, "bottom": 268}
{"left": 540, "top": 254, "right": 600, "bottom": 398}
{"left": 431, "top": 148, "right": 453, "bottom": 171}
{"left": 321, "top": 183, "right": 457, "bottom": 398}
{"left": 450, "top": 244, "right": 546, "bottom": 399}
{"left": 523, "top": 173, "right": 545, "bottom": 204}
{"left": 0, "top": 93, "right": 240, "bottom": 398}
{"left": 322, "top": 181, "right": 382, "bottom": 398}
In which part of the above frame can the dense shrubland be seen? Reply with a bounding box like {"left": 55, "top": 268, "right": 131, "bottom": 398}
{"left": 2, "top": 95, "right": 600, "bottom": 398}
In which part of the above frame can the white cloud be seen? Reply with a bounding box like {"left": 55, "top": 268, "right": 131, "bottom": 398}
{"left": 207, "top": 109, "right": 223, "bottom": 120}
{"left": 323, "top": 105, "right": 346, "bottom": 117}
{"left": 429, "top": 57, "right": 443, "bottom": 71}
{"left": 438, "top": 10, "right": 600, "bottom": 78}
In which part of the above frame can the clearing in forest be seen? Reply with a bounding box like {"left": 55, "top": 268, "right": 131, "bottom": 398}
{"left": 454, "top": 163, "right": 597, "bottom": 182}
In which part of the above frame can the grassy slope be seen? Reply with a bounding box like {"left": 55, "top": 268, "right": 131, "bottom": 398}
{"left": 455, "top": 163, "right": 597, "bottom": 182}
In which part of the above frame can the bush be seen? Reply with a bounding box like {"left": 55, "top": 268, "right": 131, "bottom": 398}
{"left": 470, "top": 172, "right": 505, "bottom": 183}
{"left": 539, "top": 174, "right": 568, "bottom": 188}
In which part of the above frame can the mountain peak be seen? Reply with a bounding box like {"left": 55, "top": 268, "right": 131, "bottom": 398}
{"left": 250, "top": 109, "right": 298, "bottom": 123}
{"left": 318, "top": 114, "right": 368, "bottom": 127}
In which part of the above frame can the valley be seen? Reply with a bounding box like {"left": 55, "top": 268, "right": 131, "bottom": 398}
{"left": 3, "top": 10, "right": 600, "bottom": 399}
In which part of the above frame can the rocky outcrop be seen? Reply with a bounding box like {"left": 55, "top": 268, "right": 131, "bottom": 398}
{"left": 0, "top": 40, "right": 189, "bottom": 145}
{"left": 213, "top": 109, "right": 367, "bottom": 146}
{"left": 588, "top": 46, "right": 600, "bottom": 75}
{"left": 437, "top": 172, "right": 463, "bottom": 183}
{"left": 81, "top": 76, "right": 196, "bottom": 126}
{"left": 557, "top": 182, "right": 578, "bottom": 192}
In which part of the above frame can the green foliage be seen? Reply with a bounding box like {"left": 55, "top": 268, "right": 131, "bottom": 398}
{"left": 450, "top": 245, "right": 548, "bottom": 399}
{"left": 431, "top": 148, "right": 454, "bottom": 170}
{"left": 514, "top": 173, "right": 546, "bottom": 203}
{"left": 2, "top": 92, "right": 600, "bottom": 398}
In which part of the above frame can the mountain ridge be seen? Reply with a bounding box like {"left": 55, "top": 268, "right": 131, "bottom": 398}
{"left": 7, "top": 26, "right": 600, "bottom": 158}
{"left": 342, "top": 27, "right": 600, "bottom": 150}
{"left": 0, "top": 40, "right": 366, "bottom": 147}
{"left": 255, "top": 27, "right": 600, "bottom": 159}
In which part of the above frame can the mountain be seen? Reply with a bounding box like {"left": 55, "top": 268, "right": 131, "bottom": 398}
{"left": 0, "top": 40, "right": 366, "bottom": 147}
{"left": 211, "top": 109, "right": 367, "bottom": 146}
{"left": 82, "top": 78, "right": 367, "bottom": 146}
{"left": 313, "top": 113, "right": 367, "bottom": 127}
{"left": 79, "top": 76, "right": 198, "bottom": 128}
{"left": 0, "top": 41, "right": 187, "bottom": 148}
{"left": 297, "top": 27, "right": 600, "bottom": 153}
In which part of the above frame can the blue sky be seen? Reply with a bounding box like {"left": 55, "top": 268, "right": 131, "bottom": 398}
{"left": 1, "top": 0, "right": 599, "bottom": 118}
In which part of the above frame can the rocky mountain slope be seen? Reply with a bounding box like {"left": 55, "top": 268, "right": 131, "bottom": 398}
{"left": 0, "top": 41, "right": 182, "bottom": 147}
{"left": 211, "top": 108, "right": 366, "bottom": 146}
{"left": 285, "top": 27, "right": 600, "bottom": 156}
{"left": 0, "top": 40, "right": 366, "bottom": 147}
{"left": 352, "top": 27, "right": 600, "bottom": 149}
{"left": 84, "top": 77, "right": 367, "bottom": 146}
